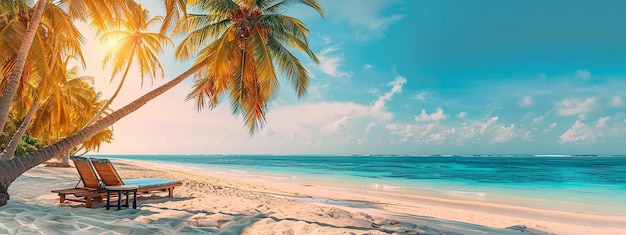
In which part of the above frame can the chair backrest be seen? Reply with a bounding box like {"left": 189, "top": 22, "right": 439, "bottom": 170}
{"left": 69, "top": 156, "right": 101, "bottom": 189}
{"left": 90, "top": 158, "right": 125, "bottom": 186}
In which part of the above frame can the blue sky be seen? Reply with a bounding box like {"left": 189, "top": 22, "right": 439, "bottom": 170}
{"left": 83, "top": 0, "right": 626, "bottom": 155}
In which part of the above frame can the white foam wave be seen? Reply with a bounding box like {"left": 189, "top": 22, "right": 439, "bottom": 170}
{"left": 257, "top": 175, "right": 293, "bottom": 180}
{"left": 370, "top": 183, "right": 407, "bottom": 190}
{"left": 450, "top": 190, "right": 486, "bottom": 197}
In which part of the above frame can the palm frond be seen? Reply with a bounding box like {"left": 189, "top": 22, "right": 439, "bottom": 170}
{"left": 262, "top": 0, "right": 323, "bottom": 17}
{"left": 175, "top": 15, "right": 232, "bottom": 59}
{"left": 250, "top": 29, "right": 278, "bottom": 98}
{"left": 189, "top": 0, "right": 238, "bottom": 15}
{"left": 266, "top": 36, "right": 309, "bottom": 96}
{"left": 160, "top": 0, "right": 187, "bottom": 34}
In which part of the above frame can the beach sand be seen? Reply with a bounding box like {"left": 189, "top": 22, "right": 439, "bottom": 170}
{"left": 1, "top": 159, "right": 624, "bottom": 235}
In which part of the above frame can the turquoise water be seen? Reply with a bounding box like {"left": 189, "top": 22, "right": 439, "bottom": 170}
{"left": 93, "top": 154, "right": 626, "bottom": 216}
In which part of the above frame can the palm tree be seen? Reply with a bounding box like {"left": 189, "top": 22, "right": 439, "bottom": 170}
{"left": 85, "top": 2, "right": 173, "bottom": 127}
{"left": 28, "top": 64, "right": 109, "bottom": 166}
{"left": 177, "top": 0, "right": 323, "bottom": 133}
{"left": 0, "top": 0, "right": 323, "bottom": 207}
{"left": 0, "top": 0, "right": 46, "bottom": 132}
{"left": 0, "top": 0, "right": 126, "bottom": 139}
{"left": 0, "top": 0, "right": 85, "bottom": 160}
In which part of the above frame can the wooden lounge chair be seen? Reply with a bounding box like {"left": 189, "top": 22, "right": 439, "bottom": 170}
{"left": 51, "top": 156, "right": 106, "bottom": 208}
{"left": 89, "top": 157, "right": 182, "bottom": 198}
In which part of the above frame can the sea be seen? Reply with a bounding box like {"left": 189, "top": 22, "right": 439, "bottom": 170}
{"left": 91, "top": 154, "right": 626, "bottom": 216}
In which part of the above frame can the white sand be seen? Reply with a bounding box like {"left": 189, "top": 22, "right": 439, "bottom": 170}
{"left": 1, "top": 159, "right": 624, "bottom": 235}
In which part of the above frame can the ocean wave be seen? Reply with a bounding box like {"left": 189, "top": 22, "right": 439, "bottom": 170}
{"left": 450, "top": 190, "right": 486, "bottom": 197}
{"left": 257, "top": 174, "right": 295, "bottom": 180}
{"left": 370, "top": 183, "right": 407, "bottom": 190}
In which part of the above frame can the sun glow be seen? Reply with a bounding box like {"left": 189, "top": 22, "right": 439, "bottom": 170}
{"left": 99, "top": 25, "right": 130, "bottom": 54}
{"left": 101, "top": 34, "right": 124, "bottom": 52}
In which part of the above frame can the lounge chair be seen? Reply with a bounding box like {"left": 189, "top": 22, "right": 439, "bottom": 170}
{"left": 89, "top": 157, "right": 182, "bottom": 198}
{"left": 51, "top": 156, "right": 106, "bottom": 208}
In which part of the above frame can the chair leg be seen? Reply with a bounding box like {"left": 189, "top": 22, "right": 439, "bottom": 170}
{"left": 124, "top": 190, "right": 129, "bottom": 208}
{"left": 86, "top": 196, "right": 93, "bottom": 208}
{"left": 117, "top": 191, "right": 122, "bottom": 210}
{"left": 132, "top": 190, "right": 137, "bottom": 209}
{"left": 106, "top": 191, "right": 111, "bottom": 210}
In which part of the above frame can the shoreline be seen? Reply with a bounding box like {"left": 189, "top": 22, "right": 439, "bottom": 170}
{"left": 140, "top": 158, "right": 624, "bottom": 215}
{"left": 134, "top": 159, "right": 626, "bottom": 234}
{"left": 1, "top": 158, "right": 624, "bottom": 234}
{"left": 100, "top": 155, "right": 626, "bottom": 217}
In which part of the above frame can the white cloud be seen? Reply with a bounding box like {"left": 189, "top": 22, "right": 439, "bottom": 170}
{"left": 611, "top": 96, "right": 624, "bottom": 107}
{"left": 492, "top": 124, "right": 516, "bottom": 143}
{"left": 371, "top": 76, "right": 407, "bottom": 113}
{"left": 595, "top": 116, "right": 610, "bottom": 128}
{"left": 413, "top": 90, "right": 429, "bottom": 102}
{"left": 254, "top": 75, "right": 409, "bottom": 150}
{"left": 459, "top": 123, "right": 478, "bottom": 140}
{"left": 452, "top": 116, "right": 522, "bottom": 145}
{"left": 574, "top": 69, "right": 591, "bottom": 80}
{"left": 385, "top": 123, "right": 414, "bottom": 143}
{"left": 532, "top": 115, "right": 544, "bottom": 125}
{"left": 321, "top": 116, "right": 352, "bottom": 135}
{"left": 428, "top": 128, "right": 456, "bottom": 143}
{"left": 559, "top": 117, "right": 609, "bottom": 144}
{"left": 362, "top": 64, "right": 373, "bottom": 70}
{"left": 414, "top": 107, "right": 448, "bottom": 122}
{"left": 263, "top": 100, "right": 395, "bottom": 149}
{"left": 385, "top": 124, "right": 399, "bottom": 131}
{"left": 522, "top": 131, "right": 533, "bottom": 141}
{"left": 559, "top": 120, "right": 589, "bottom": 144}
{"left": 549, "top": 122, "right": 557, "bottom": 129}
{"left": 457, "top": 112, "right": 467, "bottom": 119}
{"left": 481, "top": 116, "right": 499, "bottom": 134}
{"left": 520, "top": 96, "right": 534, "bottom": 107}
{"left": 317, "top": 45, "right": 351, "bottom": 78}
{"left": 554, "top": 98, "right": 597, "bottom": 116}
{"left": 543, "top": 122, "right": 557, "bottom": 134}
{"left": 400, "top": 125, "right": 414, "bottom": 142}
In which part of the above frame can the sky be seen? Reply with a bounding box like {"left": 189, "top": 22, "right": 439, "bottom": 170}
{"left": 79, "top": 0, "right": 626, "bottom": 155}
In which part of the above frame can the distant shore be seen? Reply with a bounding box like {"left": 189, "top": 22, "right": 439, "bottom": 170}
{"left": 1, "top": 158, "right": 624, "bottom": 234}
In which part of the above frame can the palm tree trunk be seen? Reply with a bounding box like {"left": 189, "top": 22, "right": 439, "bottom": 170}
{"left": 83, "top": 52, "right": 134, "bottom": 128}
{"left": 0, "top": 100, "right": 39, "bottom": 161}
{"left": 0, "top": 60, "right": 209, "bottom": 207}
{"left": 58, "top": 151, "right": 71, "bottom": 167}
{"left": 0, "top": 0, "right": 47, "bottom": 134}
